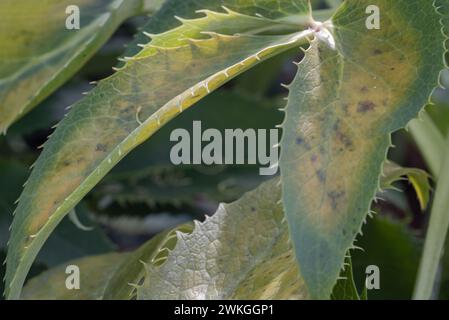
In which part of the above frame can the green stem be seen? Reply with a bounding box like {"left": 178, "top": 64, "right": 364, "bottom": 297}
{"left": 413, "top": 130, "right": 449, "bottom": 300}
{"left": 141, "top": 0, "right": 166, "bottom": 15}
{"left": 409, "top": 112, "right": 445, "bottom": 177}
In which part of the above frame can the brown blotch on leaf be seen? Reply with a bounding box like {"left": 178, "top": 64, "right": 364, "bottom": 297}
{"left": 357, "top": 100, "right": 376, "bottom": 113}
{"left": 373, "top": 49, "right": 382, "bottom": 55}
{"left": 328, "top": 190, "right": 345, "bottom": 210}
{"left": 360, "top": 86, "right": 369, "bottom": 93}
{"left": 333, "top": 121, "right": 354, "bottom": 148}
{"left": 316, "top": 169, "right": 326, "bottom": 183}
{"left": 96, "top": 143, "right": 107, "bottom": 152}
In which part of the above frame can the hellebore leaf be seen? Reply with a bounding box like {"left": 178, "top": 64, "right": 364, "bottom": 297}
{"left": 0, "top": 0, "right": 156, "bottom": 132}
{"left": 280, "top": 0, "right": 445, "bottom": 298}
{"left": 137, "top": 179, "right": 309, "bottom": 300}
{"left": 5, "top": 6, "right": 313, "bottom": 299}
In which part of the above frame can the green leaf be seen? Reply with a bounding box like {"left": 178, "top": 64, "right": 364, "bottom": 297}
{"left": 5, "top": 6, "right": 314, "bottom": 299}
{"left": 36, "top": 205, "right": 115, "bottom": 267}
{"left": 280, "top": 0, "right": 445, "bottom": 298}
{"left": 121, "top": 0, "right": 311, "bottom": 59}
{"left": 21, "top": 223, "right": 193, "bottom": 300}
{"left": 90, "top": 91, "right": 282, "bottom": 215}
{"left": 103, "top": 223, "right": 193, "bottom": 299}
{"left": 138, "top": 179, "right": 309, "bottom": 300}
{"left": 0, "top": 0, "right": 153, "bottom": 132}
{"left": 21, "top": 253, "right": 126, "bottom": 300}
{"left": 331, "top": 257, "right": 363, "bottom": 300}
{"left": 380, "top": 161, "right": 431, "bottom": 211}
{"left": 0, "top": 160, "right": 29, "bottom": 247}
{"left": 352, "top": 216, "right": 421, "bottom": 300}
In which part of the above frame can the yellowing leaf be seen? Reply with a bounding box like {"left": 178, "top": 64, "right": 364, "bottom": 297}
{"left": 381, "top": 162, "right": 431, "bottom": 211}
{"left": 0, "top": 0, "right": 155, "bottom": 132}
{"left": 280, "top": 0, "right": 445, "bottom": 298}
{"left": 21, "top": 253, "right": 126, "bottom": 300}
{"left": 5, "top": 6, "right": 313, "bottom": 299}
{"left": 21, "top": 223, "right": 193, "bottom": 300}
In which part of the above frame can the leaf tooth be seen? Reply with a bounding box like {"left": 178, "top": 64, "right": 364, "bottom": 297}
{"left": 128, "top": 282, "right": 141, "bottom": 290}
{"left": 142, "top": 31, "right": 156, "bottom": 39}
{"left": 350, "top": 245, "right": 365, "bottom": 252}
{"left": 220, "top": 6, "right": 235, "bottom": 15}
{"left": 202, "top": 80, "right": 211, "bottom": 93}
{"left": 174, "top": 15, "right": 192, "bottom": 25}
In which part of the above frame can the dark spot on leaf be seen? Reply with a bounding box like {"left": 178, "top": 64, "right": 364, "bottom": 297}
{"left": 373, "top": 49, "right": 382, "bottom": 55}
{"left": 357, "top": 100, "right": 376, "bottom": 113}
{"left": 96, "top": 144, "right": 107, "bottom": 152}
{"left": 360, "top": 86, "right": 369, "bottom": 93}
{"left": 296, "top": 137, "right": 304, "bottom": 145}
{"left": 336, "top": 131, "right": 353, "bottom": 148}
{"left": 328, "top": 190, "right": 345, "bottom": 210}
{"left": 316, "top": 169, "right": 326, "bottom": 182}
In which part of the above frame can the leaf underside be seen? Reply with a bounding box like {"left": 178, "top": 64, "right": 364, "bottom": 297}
{"left": 280, "top": 0, "right": 445, "bottom": 298}
{"left": 137, "top": 179, "right": 309, "bottom": 300}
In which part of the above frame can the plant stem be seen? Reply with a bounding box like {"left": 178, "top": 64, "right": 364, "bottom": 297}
{"left": 142, "top": 0, "right": 166, "bottom": 14}
{"left": 413, "top": 134, "right": 449, "bottom": 300}
{"left": 409, "top": 112, "right": 445, "bottom": 177}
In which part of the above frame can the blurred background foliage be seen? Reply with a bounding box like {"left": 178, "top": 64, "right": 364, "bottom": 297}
{"left": 1, "top": 1, "right": 449, "bottom": 299}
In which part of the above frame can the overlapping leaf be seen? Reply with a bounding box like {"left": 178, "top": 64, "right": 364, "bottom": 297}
{"left": 5, "top": 5, "right": 313, "bottom": 299}
{"left": 21, "top": 223, "right": 192, "bottom": 300}
{"left": 0, "top": 0, "right": 153, "bottom": 132}
{"left": 280, "top": 0, "right": 445, "bottom": 298}
{"left": 137, "top": 179, "right": 309, "bottom": 300}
